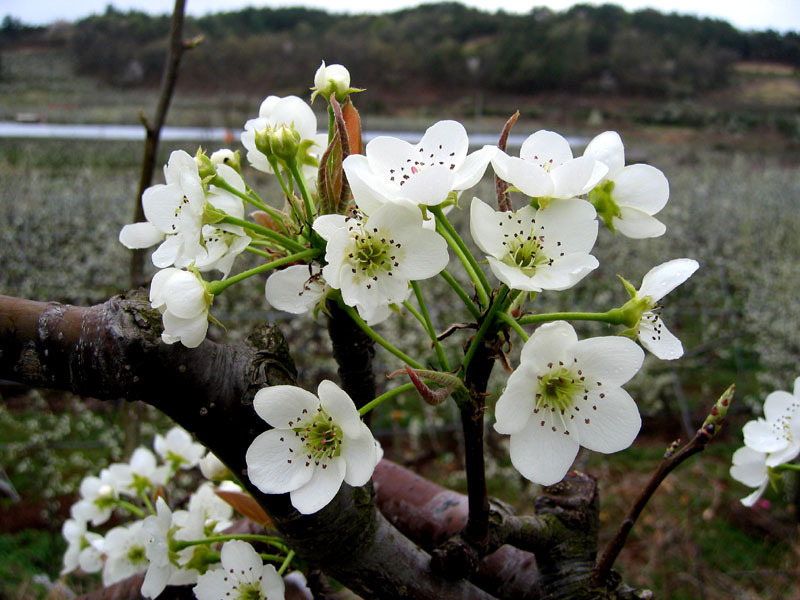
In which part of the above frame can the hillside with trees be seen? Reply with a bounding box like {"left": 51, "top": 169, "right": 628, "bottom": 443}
{"left": 2, "top": 2, "right": 799, "bottom": 104}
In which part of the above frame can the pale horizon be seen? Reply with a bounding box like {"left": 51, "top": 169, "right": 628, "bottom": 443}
{"left": 2, "top": 0, "right": 798, "bottom": 33}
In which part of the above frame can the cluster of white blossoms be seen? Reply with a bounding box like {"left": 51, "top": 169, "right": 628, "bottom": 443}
{"left": 117, "top": 60, "right": 708, "bottom": 512}
{"left": 62, "top": 426, "right": 294, "bottom": 599}
{"left": 730, "top": 377, "right": 800, "bottom": 506}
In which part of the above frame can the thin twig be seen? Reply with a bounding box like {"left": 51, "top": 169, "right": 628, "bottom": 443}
{"left": 495, "top": 110, "right": 519, "bottom": 212}
{"left": 129, "top": 0, "right": 195, "bottom": 288}
{"left": 592, "top": 385, "right": 734, "bottom": 587}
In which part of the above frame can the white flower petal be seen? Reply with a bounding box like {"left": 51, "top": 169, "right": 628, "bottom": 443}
{"left": 551, "top": 155, "right": 606, "bottom": 198}
{"left": 395, "top": 229, "right": 449, "bottom": 281}
{"left": 509, "top": 418, "right": 579, "bottom": 486}
{"left": 763, "top": 390, "right": 798, "bottom": 423}
{"left": 519, "top": 130, "right": 573, "bottom": 165}
{"left": 742, "top": 419, "right": 787, "bottom": 453}
{"left": 318, "top": 380, "right": 362, "bottom": 439}
{"left": 520, "top": 321, "right": 578, "bottom": 367}
{"left": 486, "top": 258, "right": 542, "bottom": 292}
{"left": 289, "top": 457, "right": 346, "bottom": 514}
{"left": 245, "top": 429, "right": 315, "bottom": 494}
{"left": 491, "top": 152, "right": 553, "bottom": 198}
{"left": 252, "top": 385, "right": 319, "bottom": 428}
{"left": 765, "top": 442, "right": 800, "bottom": 467}
{"left": 341, "top": 423, "right": 378, "bottom": 487}
{"left": 193, "top": 569, "right": 230, "bottom": 600}
{"left": 573, "top": 336, "right": 644, "bottom": 387}
{"left": 583, "top": 131, "right": 625, "bottom": 176}
{"left": 613, "top": 208, "right": 666, "bottom": 239}
{"left": 162, "top": 272, "right": 206, "bottom": 318}
{"left": 536, "top": 198, "right": 598, "bottom": 254}
{"left": 573, "top": 387, "right": 641, "bottom": 453}
{"left": 529, "top": 254, "right": 599, "bottom": 291}
{"left": 312, "top": 214, "right": 347, "bottom": 241}
{"left": 740, "top": 483, "right": 768, "bottom": 507}
{"left": 394, "top": 164, "right": 454, "bottom": 207}
{"left": 638, "top": 258, "right": 699, "bottom": 302}
{"left": 161, "top": 311, "right": 208, "bottom": 348}
{"left": 221, "top": 540, "right": 263, "bottom": 574}
{"left": 119, "top": 222, "right": 164, "bottom": 249}
{"left": 151, "top": 235, "right": 183, "bottom": 269}
{"left": 469, "top": 197, "right": 506, "bottom": 257}
{"left": 613, "top": 163, "right": 669, "bottom": 214}
{"left": 265, "top": 265, "right": 325, "bottom": 315}
{"left": 452, "top": 145, "right": 496, "bottom": 190}
{"left": 730, "top": 446, "right": 768, "bottom": 487}
{"left": 638, "top": 314, "right": 684, "bottom": 360}
{"left": 493, "top": 363, "right": 537, "bottom": 435}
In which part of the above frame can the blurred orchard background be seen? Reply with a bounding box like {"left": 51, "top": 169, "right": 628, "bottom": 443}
{"left": 1, "top": 3, "right": 799, "bottom": 598}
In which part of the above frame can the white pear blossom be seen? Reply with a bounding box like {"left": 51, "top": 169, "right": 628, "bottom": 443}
{"left": 743, "top": 377, "right": 800, "bottom": 466}
{"left": 70, "top": 470, "right": 121, "bottom": 526}
{"left": 241, "top": 95, "right": 326, "bottom": 178}
{"left": 494, "top": 321, "right": 644, "bottom": 486}
{"left": 193, "top": 540, "right": 285, "bottom": 600}
{"left": 730, "top": 446, "right": 770, "bottom": 507}
{"left": 119, "top": 150, "right": 205, "bottom": 268}
{"left": 492, "top": 130, "right": 607, "bottom": 201}
{"left": 101, "top": 520, "right": 150, "bottom": 586}
{"left": 154, "top": 426, "right": 207, "bottom": 471}
{"left": 342, "top": 120, "right": 495, "bottom": 214}
{"left": 246, "top": 380, "right": 378, "bottom": 515}
{"left": 119, "top": 155, "right": 250, "bottom": 275}
{"left": 186, "top": 482, "right": 235, "bottom": 528}
{"left": 469, "top": 196, "right": 599, "bottom": 292}
{"left": 61, "top": 518, "right": 103, "bottom": 575}
{"left": 149, "top": 268, "right": 212, "bottom": 348}
{"left": 627, "top": 258, "right": 699, "bottom": 360}
{"left": 107, "top": 447, "right": 170, "bottom": 497}
{"left": 584, "top": 131, "right": 670, "bottom": 238}
{"left": 313, "top": 203, "right": 448, "bottom": 323}
{"left": 312, "top": 60, "right": 353, "bottom": 103}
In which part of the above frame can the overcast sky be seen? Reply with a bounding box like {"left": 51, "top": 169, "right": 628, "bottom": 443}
{"left": 2, "top": 0, "right": 798, "bottom": 33}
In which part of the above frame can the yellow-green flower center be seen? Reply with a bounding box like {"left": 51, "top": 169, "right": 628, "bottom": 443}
{"left": 537, "top": 366, "right": 582, "bottom": 412}
{"left": 345, "top": 216, "right": 402, "bottom": 288}
{"left": 293, "top": 410, "right": 343, "bottom": 466}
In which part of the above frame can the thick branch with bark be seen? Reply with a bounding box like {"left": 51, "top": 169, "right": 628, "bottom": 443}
{"left": 0, "top": 292, "right": 652, "bottom": 599}
{"left": 0, "top": 293, "right": 494, "bottom": 599}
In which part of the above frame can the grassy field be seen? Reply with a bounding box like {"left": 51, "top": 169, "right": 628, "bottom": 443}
{"left": 1, "top": 46, "right": 800, "bottom": 599}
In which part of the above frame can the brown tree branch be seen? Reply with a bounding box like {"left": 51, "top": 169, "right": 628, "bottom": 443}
{"left": 592, "top": 385, "right": 735, "bottom": 588}
{"left": 0, "top": 293, "right": 496, "bottom": 600}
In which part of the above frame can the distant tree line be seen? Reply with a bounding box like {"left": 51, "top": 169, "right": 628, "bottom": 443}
{"left": 3, "top": 3, "right": 799, "bottom": 101}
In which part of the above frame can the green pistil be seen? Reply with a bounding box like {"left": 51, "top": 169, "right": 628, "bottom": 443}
{"left": 295, "top": 411, "right": 343, "bottom": 465}
{"left": 127, "top": 545, "right": 146, "bottom": 564}
{"left": 506, "top": 235, "right": 547, "bottom": 271}
{"left": 235, "top": 583, "right": 263, "bottom": 600}
{"left": 537, "top": 367, "right": 582, "bottom": 412}
{"left": 348, "top": 224, "right": 400, "bottom": 285}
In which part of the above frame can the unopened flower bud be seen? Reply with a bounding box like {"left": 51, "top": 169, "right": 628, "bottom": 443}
{"left": 269, "top": 124, "right": 301, "bottom": 163}
{"left": 210, "top": 149, "right": 242, "bottom": 174}
{"left": 311, "top": 61, "right": 360, "bottom": 104}
{"left": 199, "top": 452, "right": 229, "bottom": 481}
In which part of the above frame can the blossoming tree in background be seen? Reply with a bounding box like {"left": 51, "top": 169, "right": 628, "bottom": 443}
{"left": 2, "top": 59, "right": 791, "bottom": 600}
